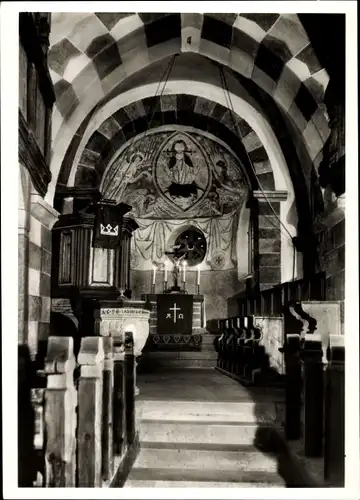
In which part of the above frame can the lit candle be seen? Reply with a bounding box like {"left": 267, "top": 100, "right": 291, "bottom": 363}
{"left": 197, "top": 265, "right": 201, "bottom": 285}
{"left": 164, "top": 261, "right": 168, "bottom": 282}
{"left": 182, "top": 261, "right": 186, "bottom": 282}
{"left": 152, "top": 265, "right": 156, "bottom": 285}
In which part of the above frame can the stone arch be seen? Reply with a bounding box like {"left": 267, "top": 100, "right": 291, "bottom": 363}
{"left": 48, "top": 13, "right": 330, "bottom": 203}
{"left": 58, "top": 81, "right": 293, "bottom": 200}
{"left": 49, "top": 13, "right": 328, "bottom": 137}
{"left": 60, "top": 95, "right": 274, "bottom": 195}
{"left": 51, "top": 79, "right": 306, "bottom": 283}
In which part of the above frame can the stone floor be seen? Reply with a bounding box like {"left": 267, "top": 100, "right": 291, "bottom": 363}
{"left": 134, "top": 368, "right": 330, "bottom": 488}
{"left": 137, "top": 368, "right": 285, "bottom": 403}
{"left": 126, "top": 368, "right": 289, "bottom": 488}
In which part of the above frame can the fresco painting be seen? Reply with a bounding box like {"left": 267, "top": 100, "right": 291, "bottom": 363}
{"left": 101, "top": 127, "right": 248, "bottom": 220}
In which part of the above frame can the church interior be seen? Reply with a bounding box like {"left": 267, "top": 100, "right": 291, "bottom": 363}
{"left": 15, "top": 10, "right": 349, "bottom": 490}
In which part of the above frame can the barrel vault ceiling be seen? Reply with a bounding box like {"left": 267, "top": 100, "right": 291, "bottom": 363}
{"left": 47, "top": 12, "right": 331, "bottom": 220}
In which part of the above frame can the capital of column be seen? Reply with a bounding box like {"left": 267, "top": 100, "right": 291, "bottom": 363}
{"left": 30, "top": 192, "right": 59, "bottom": 230}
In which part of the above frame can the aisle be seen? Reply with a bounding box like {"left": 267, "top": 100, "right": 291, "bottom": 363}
{"left": 124, "top": 369, "right": 290, "bottom": 488}
{"left": 137, "top": 367, "right": 285, "bottom": 402}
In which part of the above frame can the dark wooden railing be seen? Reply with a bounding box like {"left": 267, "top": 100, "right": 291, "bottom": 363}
{"left": 214, "top": 315, "right": 284, "bottom": 387}
{"left": 213, "top": 272, "right": 344, "bottom": 487}
{"left": 213, "top": 273, "right": 327, "bottom": 386}
{"left": 237, "top": 272, "right": 326, "bottom": 317}
{"left": 18, "top": 332, "right": 138, "bottom": 488}
{"left": 281, "top": 331, "right": 345, "bottom": 485}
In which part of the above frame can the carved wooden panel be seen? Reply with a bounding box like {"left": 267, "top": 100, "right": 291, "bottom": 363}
{"left": 59, "top": 231, "right": 74, "bottom": 285}
{"left": 88, "top": 244, "right": 114, "bottom": 287}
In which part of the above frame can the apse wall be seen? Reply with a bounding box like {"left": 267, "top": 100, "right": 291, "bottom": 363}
{"left": 99, "top": 125, "right": 251, "bottom": 319}
{"left": 131, "top": 268, "right": 244, "bottom": 321}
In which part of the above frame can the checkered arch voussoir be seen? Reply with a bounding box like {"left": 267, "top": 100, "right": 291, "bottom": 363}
{"left": 61, "top": 95, "right": 274, "bottom": 192}
{"left": 49, "top": 12, "right": 330, "bottom": 163}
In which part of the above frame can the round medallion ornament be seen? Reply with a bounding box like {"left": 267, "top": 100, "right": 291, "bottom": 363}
{"left": 211, "top": 251, "right": 226, "bottom": 270}
{"left": 130, "top": 251, "right": 140, "bottom": 269}
{"left": 173, "top": 228, "right": 207, "bottom": 267}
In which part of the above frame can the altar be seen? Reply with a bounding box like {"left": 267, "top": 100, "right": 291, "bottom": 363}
{"left": 141, "top": 293, "right": 205, "bottom": 351}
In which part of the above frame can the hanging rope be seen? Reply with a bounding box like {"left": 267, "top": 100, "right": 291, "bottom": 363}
{"left": 102, "top": 54, "right": 178, "bottom": 194}
{"left": 142, "top": 53, "right": 178, "bottom": 158}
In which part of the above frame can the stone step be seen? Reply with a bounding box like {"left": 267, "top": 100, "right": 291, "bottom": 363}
{"left": 137, "top": 400, "right": 277, "bottom": 423}
{"left": 127, "top": 466, "right": 284, "bottom": 485}
{"left": 146, "top": 359, "right": 215, "bottom": 369}
{"left": 143, "top": 351, "right": 217, "bottom": 360}
{"left": 125, "top": 479, "right": 284, "bottom": 488}
{"left": 141, "top": 441, "right": 262, "bottom": 451}
{"left": 132, "top": 447, "right": 279, "bottom": 473}
{"left": 139, "top": 420, "right": 266, "bottom": 446}
{"left": 201, "top": 346, "right": 217, "bottom": 353}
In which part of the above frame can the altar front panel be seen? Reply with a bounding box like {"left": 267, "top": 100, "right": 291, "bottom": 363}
{"left": 141, "top": 294, "right": 204, "bottom": 351}
{"left": 157, "top": 294, "right": 193, "bottom": 335}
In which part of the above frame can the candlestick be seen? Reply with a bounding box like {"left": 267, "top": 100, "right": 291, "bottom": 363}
{"left": 164, "top": 261, "right": 168, "bottom": 282}
{"left": 152, "top": 265, "right": 156, "bottom": 285}
{"left": 182, "top": 261, "right": 186, "bottom": 282}
{"left": 197, "top": 265, "right": 201, "bottom": 285}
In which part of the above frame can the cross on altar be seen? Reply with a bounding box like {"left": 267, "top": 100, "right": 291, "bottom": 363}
{"left": 157, "top": 294, "right": 193, "bottom": 335}
{"left": 167, "top": 303, "right": 184, "bottom": 323}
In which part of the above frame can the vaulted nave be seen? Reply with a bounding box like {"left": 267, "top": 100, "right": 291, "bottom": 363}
{"left": 10, "top": 6, "right": 354, "bottom": 494}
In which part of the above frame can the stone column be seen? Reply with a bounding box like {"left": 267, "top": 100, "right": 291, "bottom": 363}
{"left": 28, "top": 192, "right": 59, "bottom": 362}
{"left": 77, "top": 337, "right": 104, "bottom": 487}
{"left": 252, "top": 190, "right": 288, "bottom": 290}
{"left": 18, "top": 165, "right": 31, "bottom": 346}
{"left": 44, "top": 337, "right": 77, "bottom": 487}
